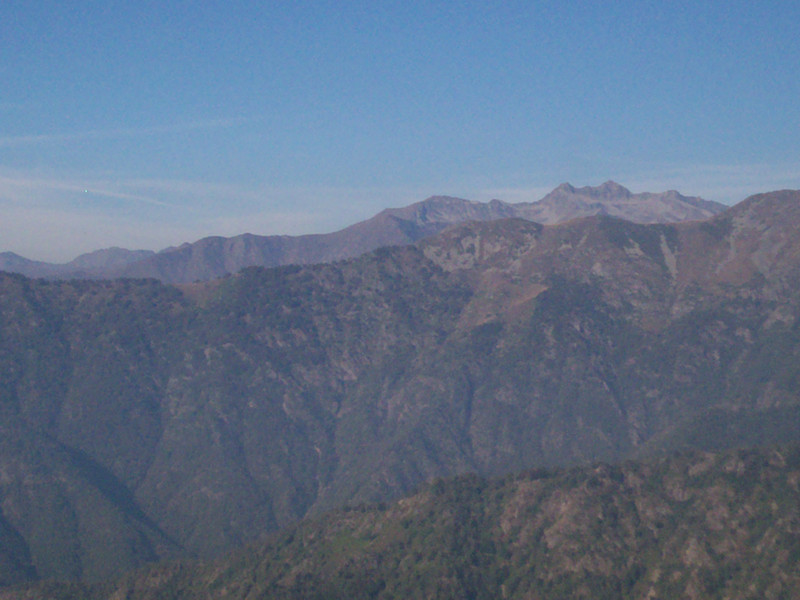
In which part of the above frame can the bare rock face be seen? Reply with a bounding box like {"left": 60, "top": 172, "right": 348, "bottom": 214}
{"left": 515, "top": 181, "right": 723, "bottom": 225}
{"left": 1, "top": 183, "right": 727, "bottom": 283}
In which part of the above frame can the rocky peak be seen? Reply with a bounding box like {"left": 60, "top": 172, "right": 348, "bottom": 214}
{"left": 594, "top": 180, "right": 632, "bottom": 197}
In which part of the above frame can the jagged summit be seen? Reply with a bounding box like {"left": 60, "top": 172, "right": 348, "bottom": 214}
{"left": 519, "top": 181, "right": 722, "bottom": 226}
{"left": 595, "top": 180, "right": 632, "bottom": 196}
{"left": 550, "top": 180, "right": 631, "bottom": 198}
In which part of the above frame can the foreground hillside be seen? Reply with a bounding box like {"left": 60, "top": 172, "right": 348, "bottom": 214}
{"left": 0, "top": 190, "right": 796, "bottom": 585}
{"left": 10, "top": 445, "right": 800, "bottom": 599}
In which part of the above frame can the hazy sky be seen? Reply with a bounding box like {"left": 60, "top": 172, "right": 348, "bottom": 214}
{"left": 2, "top": 1, "right": 799, "bottom": 261}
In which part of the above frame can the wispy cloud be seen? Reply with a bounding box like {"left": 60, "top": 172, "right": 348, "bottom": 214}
{"left": 0, "top": 172, "right": 177, "bottom": 208}
{"left": 0, "top": 116, "right": 253, "bottom": 148}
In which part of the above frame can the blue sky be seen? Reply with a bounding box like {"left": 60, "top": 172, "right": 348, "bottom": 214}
{"left": 2, "top": 1, "right": 799, "bottom": 261}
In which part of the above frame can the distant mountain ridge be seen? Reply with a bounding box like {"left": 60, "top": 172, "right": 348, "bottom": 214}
{"left": 0, "top": 181, "right": 726, "bottom": 283}
{"left": 523, "top": 181, "right": 725, "bottom": 223}
{"left": 0, "top": 248, "right": 155, "bottom": 280}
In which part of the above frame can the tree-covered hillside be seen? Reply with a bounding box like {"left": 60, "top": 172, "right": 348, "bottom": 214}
{"left": 9, "top": 445, "right": 800, "bottom": 600}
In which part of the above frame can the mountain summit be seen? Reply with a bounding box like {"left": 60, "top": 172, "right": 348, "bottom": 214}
{"left": 522, "top": 180, "right": 722, "bottom": 224}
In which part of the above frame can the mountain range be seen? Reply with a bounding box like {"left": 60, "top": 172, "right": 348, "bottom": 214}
{"left": 0, "top": 187, "right": 796, "bottom": 588}
{"left": 0, "top": 181, "right": 725, "bottom": 283}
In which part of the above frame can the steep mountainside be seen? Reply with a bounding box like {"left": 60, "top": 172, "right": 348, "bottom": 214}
{"left": 0, "top": 190, "right": 794, "bottom": 586}
{"left": 0, "top": 182, "right": 725, "bottom": 283}
{"left": 10, "top": 445, "right": 800, "bottom": 600}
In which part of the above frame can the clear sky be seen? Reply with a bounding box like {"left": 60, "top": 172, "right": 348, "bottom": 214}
{"left": 2, "top": 1, "right": 799, "bottom": 261}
